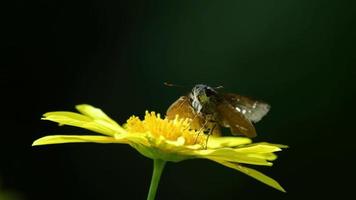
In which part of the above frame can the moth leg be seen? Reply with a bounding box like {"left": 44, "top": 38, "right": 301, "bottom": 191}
{"left": 205, "top": 123, "right": 217, "bottom": 149}
{"left": 194, "top": 119, "right": 209, "bottom": 144}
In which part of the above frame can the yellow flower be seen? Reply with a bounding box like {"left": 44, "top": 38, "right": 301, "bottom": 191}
{"left": 33, "top": 104, "right": 287, "bottom": 196}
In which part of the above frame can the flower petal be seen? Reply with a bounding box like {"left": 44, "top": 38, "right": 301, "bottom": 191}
{"left": 214, "top": 160, "right": 286, "bottom": 192}
{"left": 42, "top": 111, "right": 125, "bottom": 136}
{"left": 75, "top": 104, "right": 120, "bottom": 127}
{"left": 207, "top": 136, "right": 252, "bottom": 149}
{"left": 234, "top": 143, "right": 284, "bottom": 154}
{"left": 193, "top": 148, "right": 273, "bottom": 166}
{"left": 32, "top": 135, "right": 126, "bottom": 146}
{"left": 116, "top": 132, "right": 150, "bottom": 146}
{"left": 247, "top": 153, "right": 278, "bottom": 161}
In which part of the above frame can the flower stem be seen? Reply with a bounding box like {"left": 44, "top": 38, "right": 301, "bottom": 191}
{"left": 147, "top": 159, "right": 166, "bottom": 200}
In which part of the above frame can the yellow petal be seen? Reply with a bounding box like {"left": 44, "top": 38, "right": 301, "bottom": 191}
{"left": 32, "top": 135, "right": 126, "bottom": 146}
{"left": 247, "top": 153, "right": 278, "bottom": 161}
{"left": 255, "top": 142, "right": 289, "bottom": 148}
{"left": 215, "top": 160, "right": 286, "bottom": 192}
{"left": 234, "top": 143, "right": 283, "bottom": 154}
{"left": 193, "top": 148, "right": 273, "bottom": 166}
{"left": 75, "top": 104, "right": 120, "bottom": 127}
{"left": 116, "top": 132, "right": 150, "bottom": 146}
{"left": 207, "top": 136, "right": 252, "bottom": 149}
{"left": 44, "top": 111, "right": 91, "bottom": 123}
{"left": 42, "top": 111, "right": 125, "bottom": 136}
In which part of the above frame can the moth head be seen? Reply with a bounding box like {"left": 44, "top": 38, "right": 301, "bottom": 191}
{"left": 190, "top": 84, "right": 217, "bottom": 112}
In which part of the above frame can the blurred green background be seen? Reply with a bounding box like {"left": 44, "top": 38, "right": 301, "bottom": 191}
{"left": 3, "top": 0, "right": 355, "bottom": 199}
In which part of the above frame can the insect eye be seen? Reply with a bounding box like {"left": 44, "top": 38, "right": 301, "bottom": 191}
{"left": 205, "top": 88, "right": 215, "bottom": 97}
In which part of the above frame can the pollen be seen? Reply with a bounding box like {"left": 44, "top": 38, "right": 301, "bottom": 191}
{"left": 125, "top": 111, "right": 206, "bottom": 145}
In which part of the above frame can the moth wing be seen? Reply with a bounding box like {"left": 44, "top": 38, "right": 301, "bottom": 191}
{"left": 166, "top": 96, "right": 204, "bottom": 131}
{"left": 217, "top": 102, "right": 256, "bottom": 138}
{"left": 166, "top": 96, "right": 194, "bottom": 119}
{"left": 223, "top": 93, "right": 270, "bottom": 123}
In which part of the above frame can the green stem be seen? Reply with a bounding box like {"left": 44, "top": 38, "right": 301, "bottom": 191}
{"left": 147, "top": 159, "right": 166, "bottom": 200}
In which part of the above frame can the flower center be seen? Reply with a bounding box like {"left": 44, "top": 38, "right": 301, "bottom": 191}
{"left": 125, "top": 111, "right": 206, "bottom": 145}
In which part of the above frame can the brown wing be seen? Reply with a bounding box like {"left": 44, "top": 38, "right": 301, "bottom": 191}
{"left": 223, "top": 93, "right": 270, "bottom": 123}
{"left": 166, "top": 96, "right": 203, "bottom": 131}
{"left": 166, "top": 96, "right": 221, "bottom": 136}
{"left": 216, "top": 101, "right": 256, "bottom": 138}
{"left": 167, "top": 96, "right": 194, "bottom": 119}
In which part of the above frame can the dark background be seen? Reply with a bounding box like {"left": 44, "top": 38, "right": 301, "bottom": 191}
{"left": 2, "top": 0, "right": 355, "bottom": 199}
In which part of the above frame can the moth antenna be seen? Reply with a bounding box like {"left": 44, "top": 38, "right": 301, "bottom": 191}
{"left": 164, "top": 82, "right": 186, "bottom": 88}
{"left": 214, "top": 85, "right": 224, "bottom": 90}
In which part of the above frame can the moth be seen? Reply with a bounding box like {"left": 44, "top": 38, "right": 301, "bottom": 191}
{"left": 166, "top": 84, "right": 270, "bottom": 137}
